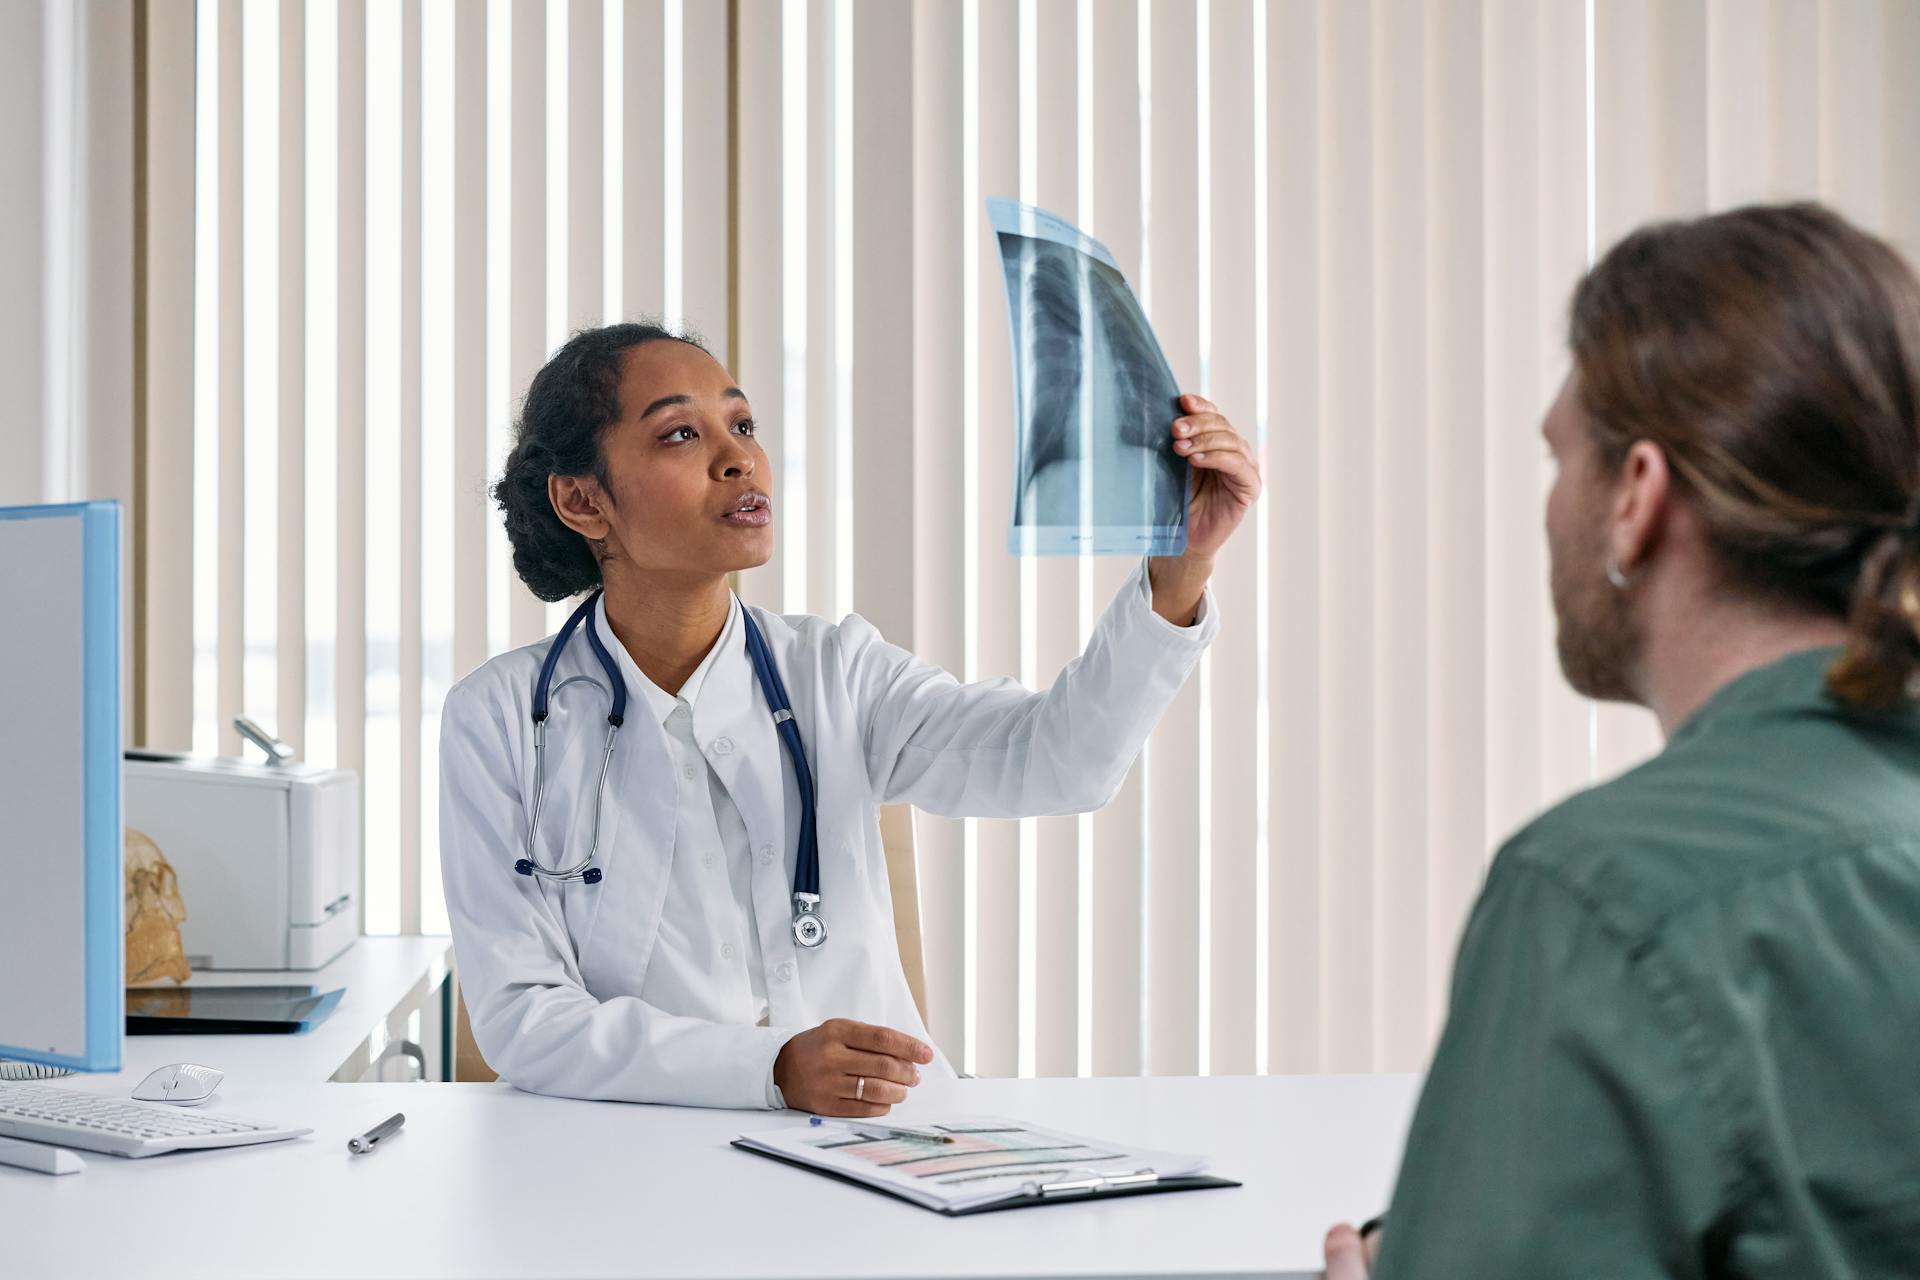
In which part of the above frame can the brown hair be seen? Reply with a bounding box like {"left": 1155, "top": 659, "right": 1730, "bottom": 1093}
{"left": 1569, "top": 202, "right": 1920, "bottom": 709}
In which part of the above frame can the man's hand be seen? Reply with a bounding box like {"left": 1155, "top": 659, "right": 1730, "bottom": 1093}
{"left": 773, "top": 1018, "right": 934, "bottom": 1116}
{"left": 1323, "top": 1220, "right": 1382, "bottom": 1280}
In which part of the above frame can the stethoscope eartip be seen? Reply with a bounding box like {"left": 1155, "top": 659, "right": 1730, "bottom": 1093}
{"left": 582, "top": 868, "right": 603, "bottom": 885}
{"left": 513, "top": 859, "right": 535, "bottom": 877}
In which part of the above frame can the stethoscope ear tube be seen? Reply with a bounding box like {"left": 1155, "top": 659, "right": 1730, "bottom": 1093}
{"left": 520, "top": 592, "right": 621, "bottom": 886}
{"left": 742, "top": 613, "right": 823, "bottom": 912}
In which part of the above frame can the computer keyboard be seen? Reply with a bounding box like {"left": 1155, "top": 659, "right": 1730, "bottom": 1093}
{"left": 0, "top": 1079, "right": 311, "bottom": 1158}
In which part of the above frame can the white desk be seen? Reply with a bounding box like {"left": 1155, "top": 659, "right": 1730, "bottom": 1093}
{"left": 5, "top": 1072, "right": 1421, "bottom": 1279}
{"left": 118, "top": 936, "right": 455, "bottom": 1084}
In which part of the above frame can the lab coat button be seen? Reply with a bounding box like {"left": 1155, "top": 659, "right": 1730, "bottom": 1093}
{"left": 712, "top": 737, "right": 734, "bottom": 755}
{"left": 720, "top": 943, "right": 737, "bottom": 963}
{"left": 702, "top": 852, "right": 718, "bottom": 870}
{"left": 774, "top": 961, "right": 794, "bottom": 983}
{"left": 683, "top": 765, "right": 697, "bottom": 781}
{"left": 758, "top": 844, "right": 775, "bottom": 865}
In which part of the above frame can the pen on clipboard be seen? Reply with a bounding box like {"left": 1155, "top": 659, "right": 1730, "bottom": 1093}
{"left": 347, "top": 1112, "right": 406, "bottom": 1154}
{"left": 808, "top": 1115, "right": 954, "bottom": 1144}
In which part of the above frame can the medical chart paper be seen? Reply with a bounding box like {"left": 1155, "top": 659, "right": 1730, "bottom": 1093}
{"left": 989, "top": 197, "right": 1190, "bottom": 557}
{"left": 732, "top": 1116, "right": 1212, "bottom": 1214}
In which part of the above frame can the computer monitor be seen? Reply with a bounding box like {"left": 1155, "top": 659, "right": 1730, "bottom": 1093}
{"left": 0, "top": 501, "right": 122, "bottom": 1072}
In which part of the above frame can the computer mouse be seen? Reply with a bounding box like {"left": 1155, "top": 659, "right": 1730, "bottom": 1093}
{"left": 131, "top": 1062, "right": 225, "bottom": 1106}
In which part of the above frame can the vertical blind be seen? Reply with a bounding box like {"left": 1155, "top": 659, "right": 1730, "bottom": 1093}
{"left": 135, "top": 0, "right": 1920, "bottom": 1076}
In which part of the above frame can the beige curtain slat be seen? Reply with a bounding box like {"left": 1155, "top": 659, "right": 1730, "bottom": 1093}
{"left": 1262, "top": 0, "right": 1322, "bottom": 1075}
{"left": 419, "top": 0, "right": 459, "bottom": 936}
{"left": 139, "top": 0, "right": 197, "bottom": 751}
{"left": 1769, "top": 0, "right": 1823, "bottom": 197}
{"left": 1596, "top": 0, "right": 1709, "bottom": 242}
{"left": 217, "top": 0, "right": 245, "bottom": 758}
{"left": 1312, "top": 0, "right": 1375, "bottom": 1074}
{"left": 1479, "top": 0, "right": 1575, "bottom": 858}
{"left": 399, "top": 0, "right": 424, "bottom": 936}
{"left": 1420, "top": 0, "right": 1489, "bottom": 1060}
{"left": 337, "top": 0, "right": 369, "bottom": 932}
{"left": 621, "top": 0, "right": 666, "bottom": 323}
{"left": 730, "top": 0, "right": 785, "bottom": 611}
{"left": 1030, "top": 0, "right": 1080, "bottom": 1081}
{"left": 507, "top": 0, "right": 548, "bottom": 648}
{"left": 1087, "top": 0, "right": 1145, "bottom": 1080}
{"left": 1529, "top": 0, "right": 1599, "bottom": 819}
{"left": 1203, "top": 0, "right": 1259, "bottom": 1078}
{"left": 1590, "top": 0, "right": 1692, "bottom": 783}
{"left": 970, "top": 0, "right": 1021, "bottom": 1081}
{"left": 1143, "top": 0, "right": 1201, "bottom": 1078}
{"left": 87, "top": 2, "right": 138, "bottom": 723}
{"left": 803, "top": 0, "right": 836, "bottom": 616}
{"left": 1368, "top": 0, "right": 1430, "bottom": 1075}
{"left": 910, "top": 0, "right": 969, "bottom": 1066}
{"left": 1817, "top": 0, "right": 1886, "bottom": 230}
{"left": 452, "top": 0, "right": 489, "bottom": 681}
{"left": 1705, "top": 0, "right": 1777, "bottom": 205}
{"left": 1536, "top": 2, "right": 1597, "bottom": 809}
{"left": 278, "top": 0, "right": 309, "bottom": 759}
{"left": 848, "top": 0, "right": 915, "bottom": 632}
{"left": 1887, "top": 1, "right": 1920, "bottom": 267}
{"left": 239, "top": 0, "right": 279, "bottom": 763}
{"left": 362, "top": 0, "right": 402, "bottom": 933}
{"left": 682, "top": 0, "right": 730, "bottom": 365}
{"left": 567, "top": 0, "right": 602, "bottom": 331}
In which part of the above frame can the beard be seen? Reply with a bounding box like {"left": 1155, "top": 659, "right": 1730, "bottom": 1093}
{"left": 1550, "top": 521, "right": 1642, "bottom": 703}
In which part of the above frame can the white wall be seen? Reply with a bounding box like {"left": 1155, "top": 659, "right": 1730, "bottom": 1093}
{"left": 0, "top": 0, "right": 133, "bottom": 513}
{"left": 0, "top": 0, "right": 134, "bottom": 728}
{"left": 0, "top": 0, "right": 49, "bottom": 506}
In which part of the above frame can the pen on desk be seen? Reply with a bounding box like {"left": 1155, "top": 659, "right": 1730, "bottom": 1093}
{"left": 347, "top": 1112, "right": 406, "bottom": 1154}
{"left": 808, "top": 1115, "right": 954, "bottom": 1144}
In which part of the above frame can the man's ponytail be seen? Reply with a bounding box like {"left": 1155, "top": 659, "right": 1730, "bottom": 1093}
{"left": 1830, "top": 516, "right": 1920, "bottom": 709}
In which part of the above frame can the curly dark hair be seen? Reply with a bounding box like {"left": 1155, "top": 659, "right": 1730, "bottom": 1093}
{"left": 492, "top": 321, "right": 709, "bottom": 602}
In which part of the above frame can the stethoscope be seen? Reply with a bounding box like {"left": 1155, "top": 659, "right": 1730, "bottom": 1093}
{"left": 512, "top": 589, "right": 828, "bottom": 950}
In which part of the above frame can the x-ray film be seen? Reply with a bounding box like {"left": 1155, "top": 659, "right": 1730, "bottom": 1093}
{"left": 991, "top": 198, "right": 1188, "bottom": 557}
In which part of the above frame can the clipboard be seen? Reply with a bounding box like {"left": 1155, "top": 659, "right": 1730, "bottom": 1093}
{"left": 731, "top": 1136, "right": 1241, "bottom": 1216}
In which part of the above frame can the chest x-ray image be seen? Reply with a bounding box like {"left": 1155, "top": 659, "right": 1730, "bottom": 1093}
{"left": 990, "top": 197, "right": 1189, "bottom": 557}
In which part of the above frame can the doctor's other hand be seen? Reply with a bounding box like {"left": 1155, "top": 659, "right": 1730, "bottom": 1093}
{"left": 1171, "top": 393, "right": 1263, "bottom": 560}
{"left": 774, "top": 1018, "right": 935, "bottom": 1117}
{"left": 1321, "top": 1221, "right": 1381, "bottom": 1280}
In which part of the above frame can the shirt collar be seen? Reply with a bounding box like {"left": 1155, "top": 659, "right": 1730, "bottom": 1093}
{"left": 592, "top": 591, "right": 743, "bottom": 726}
{"left": 1665, "top": 644, "right": 1852, "bottom": 748}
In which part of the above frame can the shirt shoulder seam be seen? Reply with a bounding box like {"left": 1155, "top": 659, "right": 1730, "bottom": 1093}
{"left": 1486, "top": 859, "right": 1759, "bottom": 1214}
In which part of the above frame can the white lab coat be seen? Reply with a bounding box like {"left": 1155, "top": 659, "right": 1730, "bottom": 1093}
{"left": 439, "top": 558, "right": 1218, "bottom": 1110}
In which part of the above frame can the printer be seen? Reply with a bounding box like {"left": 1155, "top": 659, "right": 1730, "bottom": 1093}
{"left": 124, "top": 750, "right": 360, "bottom": 971}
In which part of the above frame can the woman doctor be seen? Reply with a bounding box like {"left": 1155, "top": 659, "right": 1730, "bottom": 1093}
{"left": 440, "top": 322, "right": 1261, "bottom": 1116}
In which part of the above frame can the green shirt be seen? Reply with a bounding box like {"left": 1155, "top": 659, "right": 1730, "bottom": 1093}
{"left": 1374, "top": 647, "right": 1920, "bottom": 1279}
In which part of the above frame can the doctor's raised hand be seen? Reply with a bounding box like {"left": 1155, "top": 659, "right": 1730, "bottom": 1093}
{"left": 439, "top": 321, "right": 1237, "bottom": 1114}
{"left": 1149, "top": 393, "right": 1263, "bottom": 625}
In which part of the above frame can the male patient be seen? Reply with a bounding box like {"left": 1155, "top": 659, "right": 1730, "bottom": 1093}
{"left": 1326, "top": 203, "right": 1920, "bottom": 1278}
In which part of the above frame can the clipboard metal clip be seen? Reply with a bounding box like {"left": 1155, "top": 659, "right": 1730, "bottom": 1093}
{"left": 1035, "top": 1167, "right": 1160, "bottom": 1198}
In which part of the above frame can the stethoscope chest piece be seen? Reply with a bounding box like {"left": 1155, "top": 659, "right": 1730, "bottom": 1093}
{"left": 791, "top": 893, "right": 827, "bottom": 949}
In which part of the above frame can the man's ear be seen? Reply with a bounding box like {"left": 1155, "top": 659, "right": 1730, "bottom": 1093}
{"left": 549, "top": 472, "right": 612, "bottom": 541}
{"left": 1609, "top": 439, "right": 1670, "bottom": 576}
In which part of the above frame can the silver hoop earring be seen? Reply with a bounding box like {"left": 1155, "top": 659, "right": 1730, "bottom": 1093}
{"left": 1606, "top": 556, "right": 1631, "bottom": 590}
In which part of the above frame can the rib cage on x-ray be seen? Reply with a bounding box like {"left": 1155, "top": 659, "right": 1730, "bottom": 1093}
{"left": 995, "top": 220, "right": 1188, "bottom": 555}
